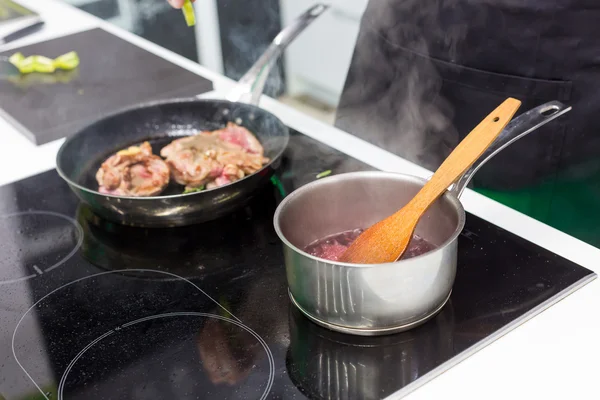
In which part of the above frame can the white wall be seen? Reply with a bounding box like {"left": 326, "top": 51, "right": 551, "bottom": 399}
{"left": 279, "top": 0, "right": 368, "bottom": 107}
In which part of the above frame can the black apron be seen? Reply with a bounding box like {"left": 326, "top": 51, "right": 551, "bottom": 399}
{"left": 335, "top": 0, "right": 600, "bottom": 191}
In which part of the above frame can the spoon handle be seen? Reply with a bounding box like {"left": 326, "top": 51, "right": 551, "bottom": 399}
{"left": 408, "top": 97, "right": 521, "bottom": 214}
{"left": 340, "top": 97, "right": 522, "bottom": 264}
{"left": 451, "top": 100, "right": 571, "bottom": 198}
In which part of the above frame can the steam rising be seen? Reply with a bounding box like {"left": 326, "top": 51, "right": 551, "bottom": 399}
{"left": 335, "top": 0, "right": 474, "bottom": 171}
{"left": 222, "top": 0, "right": 285, "bottom": 98}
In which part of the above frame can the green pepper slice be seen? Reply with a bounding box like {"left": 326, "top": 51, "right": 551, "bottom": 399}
{"left": 53, "top": 51, "right": 80, "bottom": 70}
{"left": 316, "top": 170, "right": 332, "bottom": 179}
{"left": 15, "top": 55, "right": 35, "bottom": 73}
{"left": 182, "top": 0, "right": 196, "bottom": 27}
{"left": 183, "top": 185, "right": 205, "bottom": 194}
{"left": 32, "top": 56, "right": 56, "bottom": 73}
{"left": 8, "top": 51, "right": 24, "bottom": 66}
{"left": 8, "top": 51, "right": 80, "bottom": 74}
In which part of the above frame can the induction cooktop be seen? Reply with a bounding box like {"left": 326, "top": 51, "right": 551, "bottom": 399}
{"left": 0, "top": 128, "right": 595, "bottom": 400}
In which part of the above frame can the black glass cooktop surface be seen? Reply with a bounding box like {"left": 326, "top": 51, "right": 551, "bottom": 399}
{"left": 0, "top": 129, "right": 595, "bottom": 400}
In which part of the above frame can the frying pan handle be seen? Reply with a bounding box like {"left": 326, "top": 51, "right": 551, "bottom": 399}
{"left": 446, "top": 100, "right": 572, "bottom": 198}
{"left": 225, "top": 3, "right": 330, "bottom": 105}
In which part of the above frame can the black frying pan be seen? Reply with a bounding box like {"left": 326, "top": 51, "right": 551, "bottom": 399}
{"left": 56, "top": 4, "right": 329, "bottom": 228}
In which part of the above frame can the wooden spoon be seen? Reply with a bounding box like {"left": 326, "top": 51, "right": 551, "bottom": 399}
{"left": 339, "top": 97, "right": 522, "bottom": 264}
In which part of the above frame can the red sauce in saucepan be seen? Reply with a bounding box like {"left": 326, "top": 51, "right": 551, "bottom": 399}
{"left": 303, "top": 229, "right": 436, "bottom": 262}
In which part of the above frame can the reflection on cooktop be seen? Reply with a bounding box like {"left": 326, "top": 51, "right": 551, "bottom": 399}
{"left": 76, "top": 185, "right": 280, "bottom": 281}
{"left": 287, "top": 305, "right": 456, "bottom": 399}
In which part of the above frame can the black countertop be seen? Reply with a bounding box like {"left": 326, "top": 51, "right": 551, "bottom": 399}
{"left": 0, "top": 28, "right": 213, "bottom": 145}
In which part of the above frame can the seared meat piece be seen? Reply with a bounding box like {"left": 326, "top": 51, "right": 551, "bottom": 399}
{"left": 216, "top": 122, "right": 264, "bottom": 154}
{"left": 96, "top": 141, "right": 170, "bottom": 196}
{"left": 160, "top": 123, "right": 268, "bottom": 191}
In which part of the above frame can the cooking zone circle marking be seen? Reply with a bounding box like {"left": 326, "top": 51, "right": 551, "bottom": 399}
{"left": 12, "top": 269, "right": 275, "bottom": 400}
{"left": 57, "top": 312, "right": 275, "bottom": 400}
{"left": 0, "top": 211, "right": 83, "bottom": 285}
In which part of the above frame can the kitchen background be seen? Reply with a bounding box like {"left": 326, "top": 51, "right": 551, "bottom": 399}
{"left": 10, "top": 0, "right": 594, "bottom": 250}
{"left": 61, "top": 0, "right": 368, "bottom": 124}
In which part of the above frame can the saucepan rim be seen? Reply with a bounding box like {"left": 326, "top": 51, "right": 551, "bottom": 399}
{"left": 273, "top": 170, "right": 466, "bottom": 268}
{"left": 55, "top": 97, "right": 290, "bottom": 201}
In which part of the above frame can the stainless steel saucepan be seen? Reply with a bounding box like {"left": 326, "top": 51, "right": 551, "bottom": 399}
{"left": 274, "top": 101, "right": 571, "bottom": 336}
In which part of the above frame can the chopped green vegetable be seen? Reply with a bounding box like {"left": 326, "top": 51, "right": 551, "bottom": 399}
{"left": 8, "top": 51, "right": 80, "bottom": 74}
{"left": 184, "top": 185, "right": 205, "bottom": 194}
{"left": 270, "top": 175, "right": 287, "bottom": 197}
{"left": 182, "top": 0, "right": 196, "bottom": 27}
{"left": 53, "top": 51, "right": 80, "bottom": 70}
{"left": 316, "top": 170, "right": 332, "bottom": 179}
{"left": 15, "top": 55, "right": 35, "bottom": 73}
{"left": 8, "top": 51, "right": 24, "bottom": 66}
{"left": 32, "top": 56, "right": 56, "bottom": 73}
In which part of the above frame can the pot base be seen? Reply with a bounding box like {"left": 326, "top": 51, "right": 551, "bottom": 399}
{"left": 288, "top": 289, "right": 452, "bottom": 336}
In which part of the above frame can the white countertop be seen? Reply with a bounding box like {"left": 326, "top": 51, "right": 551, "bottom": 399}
{"left": 1, "top": 1, "right": 599, "bottom": 399}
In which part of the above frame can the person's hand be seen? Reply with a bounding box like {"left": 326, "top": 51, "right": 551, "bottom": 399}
{"left": 167, "top": 0, "right": 195, "bottom": 9}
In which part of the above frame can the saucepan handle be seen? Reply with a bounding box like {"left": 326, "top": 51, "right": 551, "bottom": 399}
{"left": 225, "top": 3, "right": 330, "bottom": 105}
{"left": 446, "top": 100, "right": 572, "bottom": 198}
